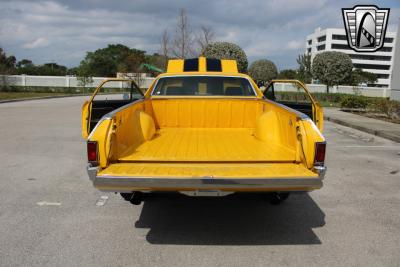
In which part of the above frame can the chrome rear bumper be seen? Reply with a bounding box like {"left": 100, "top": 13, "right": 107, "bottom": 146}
{"left": 87, "top": 164, "right": 326, "bottom": 193}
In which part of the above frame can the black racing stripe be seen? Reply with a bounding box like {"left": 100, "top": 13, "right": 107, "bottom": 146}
{"left": 183, "top": 58, "right": 199, "bottom": 71}
{"left": 206, "top": 58, "right": 222, "bottom": 71}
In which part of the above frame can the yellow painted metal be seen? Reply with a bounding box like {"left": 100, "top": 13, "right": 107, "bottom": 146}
{"left": 150, "top": 98, "right": 264, "bottom": 128}
{"left": 118, "top": 127, "right": 296, "bottom": 162}
{"left": 198, "top": 57, "right": 206, "bottom": 72}
{"left": 167, "top": 59, "right": 184, "bottom": 73}
{"left": 87, "top": 118, "right": 113, "bottom": 168}
{"left": 87, "top": 97, "right": 324, "bottom": 185}
{"left": 81, "top": 100, "right": 89, "bottom": 139}
{"left": 165, "top": 56, "right": 238, "bottom": 74}
{"left": 98, "top": 162, "right": 318, "bottom": 178}
{"left": 136, "top": 110, "right": 156, "bottom": 141}
{"left": 85, "top": 59, "right": 325, "bottom": 187}
{"left": 254, "top": 111, "right": 280, "bottom": 143}
{"left": 89, "top": 97, "right": 306, "bottom": 166}
{"left": 296, "top": 119, "right": 325, "bottom": 169}
{"left": 221, "top": 59, "right": 238, "bottom": 73}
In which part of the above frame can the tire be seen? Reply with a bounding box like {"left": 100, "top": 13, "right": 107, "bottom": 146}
{"left": 269, "top": 192, "right": 290, "bottom": 205}
{"left": 120, "top": 193, "right": 133, "bottom": 201}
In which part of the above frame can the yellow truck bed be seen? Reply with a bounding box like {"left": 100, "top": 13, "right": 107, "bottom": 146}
{"left": 119, "top": 128, "right": 295, "bottom": 162}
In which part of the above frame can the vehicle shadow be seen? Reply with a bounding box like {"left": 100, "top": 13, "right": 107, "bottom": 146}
{"left": 134, "top": 193, "right": 325, "bottom": 245}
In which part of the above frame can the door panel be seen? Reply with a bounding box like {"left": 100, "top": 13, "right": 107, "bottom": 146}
{"left": 81, "top": 100, "right": 90, "bottom": 139}
{"left": 82, "top": 78, "right": 143, "bottom": 139}
{"left": 263, "top": 80, "right": 323, "bottom": 132}
{"left": 89, "top": 99, "right": 132, "bottom": 132}
{"left": 275, "top": 101, "right": 313, "bottom": 119}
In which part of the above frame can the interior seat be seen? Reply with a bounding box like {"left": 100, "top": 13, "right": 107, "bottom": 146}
{"left": 166, "top": 86, "right": 184, "bottom": 95}
{"left": 225, "top": 87, "right": 243, "bottom": 96}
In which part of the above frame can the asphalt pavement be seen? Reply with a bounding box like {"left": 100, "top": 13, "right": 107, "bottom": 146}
{"left": 0, "top": 97, "right": 399, "bottom": 266}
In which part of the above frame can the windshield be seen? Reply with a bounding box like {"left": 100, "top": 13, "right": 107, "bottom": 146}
{"left": 152, "top": 76, "right": 256, "bottom": 96}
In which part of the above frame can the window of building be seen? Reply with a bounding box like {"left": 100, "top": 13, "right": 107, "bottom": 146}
{"left": 353, "top": 63, "right": 391, "bottom": 70}
{"left": 380, "top": 47, "right": 392, "bottom": 52}
{"left": 384, "top": 37, "right": 394, "bottom": 43}
{"left": 331, "top": 43, "right": 351, "bottom": 50}
{"left": 349, "top": 54, "right": 391, "bottom": 61}
{"left": 307, "top": 48, "right": 311, "bottom": 53}
{"left": 367, "top": 84, "right": 389, "bottom": 88}
{"left": 332, "top": 43, "right": 392, "bottom": 52}
{"left": 317, "top": 44, "right": 325, "bottom": 51}
{"left": 375, "top": 74, "right": 390, "bottom": 79}
{"left": 332, "top": 34, "right": 347, "bottom": 40}
{"left": 317, "top": 35, "right": 326, "bottom": 42}
{"left": 307, "top": 39, "right": 312, "bottom": 45}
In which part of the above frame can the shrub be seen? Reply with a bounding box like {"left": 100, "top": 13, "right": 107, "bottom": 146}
{"left": 369, "top": 98, "right": 400, "bottom": 119}
{"left": 340, "top": 95, "right": 368, "bottom": 109}
{"left": 248, "top": 59, "right": 278, "bottom": 84}
{"left": 202, "top": 42, "right": 248, "bottom": 73}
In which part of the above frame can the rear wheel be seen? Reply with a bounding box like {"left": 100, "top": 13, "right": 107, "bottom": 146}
{"left": 269, "top": 192, "right": 290, "bottom": 205}
{"left": 120, "top": 193, "right": 133, "bottom": 201}
{"left": 120, "top": 192, "right": 144, "bottom": 205}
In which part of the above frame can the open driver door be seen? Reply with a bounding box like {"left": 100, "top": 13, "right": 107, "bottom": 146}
{"left": 82, "top": 78, "right": 143, "bottom": 139}
{"left": 263, "top": 80, "right": 323, "bottom": 132}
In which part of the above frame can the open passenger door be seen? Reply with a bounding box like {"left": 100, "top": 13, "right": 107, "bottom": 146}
{"left": 82, "top": 78, "right": 144, "bottom": 139}
{"left": 263, "top": 80, "right": 323, "bottom": 132}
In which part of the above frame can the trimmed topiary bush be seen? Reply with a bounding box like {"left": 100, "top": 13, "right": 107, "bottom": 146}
{"left": 248, "top": 59, "right": 278, "bottom": 84}
{"left": 312, "top": 51, "right": 353, "bottom": 93}
{"left": 202, "top": 42, "right": 248, "bottom": 73}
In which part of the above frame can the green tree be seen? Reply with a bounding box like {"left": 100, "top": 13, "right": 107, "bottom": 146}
{"left": 277, "top": 69, "right": 297, "bottom": 79}
{"left": 67, "top": 67, "right": 79, "bottom": 75}
{"left": 145, "top": 53, "right": 166, "bottom": 72}
{"left": 16, "top": 59, "right": 37, "bottom": 75}
{"left": 16, "top": 60, "right": 68, "bottom": 76}
{"left": 312, "top": 51, "right": 353, "bottom": 93}
{"left": 296, "top": 53, "right": 312, "bottom": 83}
{"left": 351, "top": 68, "right": 377, "bottom": 86}
{"left": 0, "top": 48, "right": 16, "bottom": 74}
{"left": 202, "top": 42, "right": 248, "bottom": 73}
{"left": 76, "top": 61, "right": 94, "bottom": 93}
{"left": 248, "top": 59, "right": 278, "bottom": 84}
{"left": 36, "top": 63, "right": 67, "bottom": 76}
{"left": 0, "top": 48, "right": 16, "bottom": 91}
{"left": 79, "top": 44, "right": 146, "bottom": 77}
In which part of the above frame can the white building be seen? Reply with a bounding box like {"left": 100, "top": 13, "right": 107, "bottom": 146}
{"left": 306, "top": 27, "right": 396, "bottom": 88}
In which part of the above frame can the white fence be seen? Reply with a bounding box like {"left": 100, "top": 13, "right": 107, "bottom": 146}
{"left": 0, "top": 75, "right": 154, "bottom": 89}
{"left": 0, "top": 74, "right": 393, "bottom": 98}
{"left": 273, "top": 83, "right": 390, "bottom": 98}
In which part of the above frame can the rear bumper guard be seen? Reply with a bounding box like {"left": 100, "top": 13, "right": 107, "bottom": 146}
{"left": 87, "top": 164, "right": 326, "bottom": 193}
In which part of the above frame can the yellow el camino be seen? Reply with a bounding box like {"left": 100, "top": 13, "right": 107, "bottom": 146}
{"left": 82, "top": 57, "right": 326, "bottom": 204}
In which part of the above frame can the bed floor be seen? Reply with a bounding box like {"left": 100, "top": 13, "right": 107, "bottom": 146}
{"left": 118, "top": 128, "right": 296, "bottom": 162}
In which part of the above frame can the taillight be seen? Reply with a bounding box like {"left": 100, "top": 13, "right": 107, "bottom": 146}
{"left": 314, "top": 142, "right": 326, "bottom": 166}
{"left": 87, "top": 141, "right": 98, "bottom": 164}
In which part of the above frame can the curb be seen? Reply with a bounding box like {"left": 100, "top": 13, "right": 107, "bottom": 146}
{"left": 0, "top": 94, "right": 90, "bottom": 104}
{"left": 325, "top": 116, "right": 400, "bottom": 143}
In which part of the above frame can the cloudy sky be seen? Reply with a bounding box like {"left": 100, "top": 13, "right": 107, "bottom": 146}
{"left": 0, "top": 0, "right": 399, "bottom": 69}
